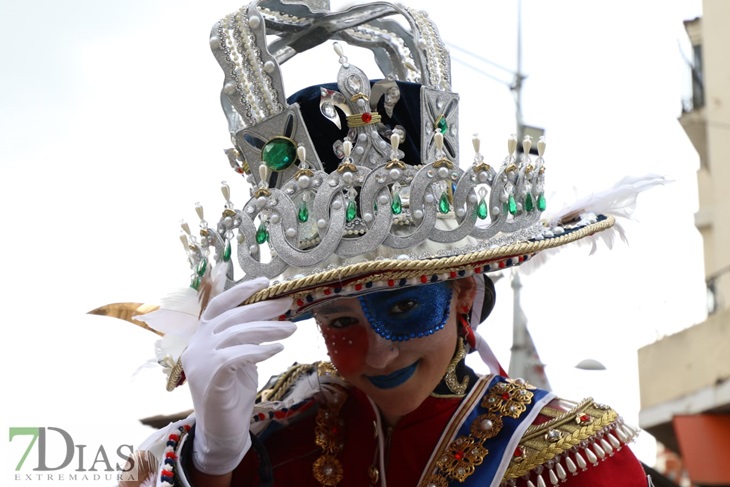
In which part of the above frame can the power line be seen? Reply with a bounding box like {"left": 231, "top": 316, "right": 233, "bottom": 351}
{"left": 446, "top": 41, "right": 516, "bottom": 75}
{"left": 450, "top": 54, "right": 513, "bottom": 87}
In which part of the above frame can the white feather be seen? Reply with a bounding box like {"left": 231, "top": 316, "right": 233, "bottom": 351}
{"left": 520, "top": 174, "right": 667, "bottom": 275}
{"left": 131, "top": 262, "right": 231, "bottom": 373}
{"left": 546, "top": 174, "right": 667, "bottom": 225}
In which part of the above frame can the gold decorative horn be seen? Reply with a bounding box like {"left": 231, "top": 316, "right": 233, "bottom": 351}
{"left": 87, "top": 302, "right": 162, "bottom": 336}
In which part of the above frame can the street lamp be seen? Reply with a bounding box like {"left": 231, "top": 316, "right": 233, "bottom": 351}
{"left": 575, "top": 358, "right": 607, "bottom": 371}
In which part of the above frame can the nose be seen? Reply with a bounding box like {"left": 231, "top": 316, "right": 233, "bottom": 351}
{"left": 364, "top": 331, "right": 399, "bottom": 369}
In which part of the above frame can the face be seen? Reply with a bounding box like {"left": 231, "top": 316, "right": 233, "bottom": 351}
{"left": 313, "top": 279, "right": 476, "bottom": 423}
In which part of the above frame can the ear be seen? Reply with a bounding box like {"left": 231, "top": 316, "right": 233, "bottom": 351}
{"left": 452, "top": 276, "right": 477, "bottom": 313}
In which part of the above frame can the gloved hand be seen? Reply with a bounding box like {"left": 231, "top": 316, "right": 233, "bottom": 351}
{"left": 181, "top": 277, "right": 295, "bottom": 475}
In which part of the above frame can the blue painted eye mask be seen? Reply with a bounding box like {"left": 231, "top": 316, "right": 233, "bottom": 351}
{"left": 358, "top": 282, "right": 453, "bottom": 341}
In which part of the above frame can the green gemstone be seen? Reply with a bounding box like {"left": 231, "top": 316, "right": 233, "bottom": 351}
{"left": 261, "top": 137, "right": 297, "bottom": 171}
{"left": 256, "top": 222, "right": 269, "bottom": 244}
{"left": 439, "top": 192, "right": 450, "bottom": 214}
{"left": 537, "top": 193, "right": 546, "bottom": 211}
{"left": 525, "top": 193, "right": 534, "bottom": 212}
{"left": 476, "top": 199, "right": 488, "bottom": 220}
{"left": 298, "top": 200, "right": 309, "bottom": 223}
{"left": 196, "top": 257, "right": 208, "bottom": 277}
{"left": 391, "top": 192, "right": 402, "bottom": 215}
{"left": 436, "top": 116, "right": 448, "bottom": 135}
{"left": 346, "top": 200, "right": 358, "bottom": 222}
{"left": 508, "top": 194, "right": 517, "bottom": 215}
{"left": 191, "top": 275, "right": 200, "bottom": 290}
{"left": 373, "top": 200, "right": 378, "bottom": 215}
{"left": 223, "top": 241, "right": 231, "bottom": 262}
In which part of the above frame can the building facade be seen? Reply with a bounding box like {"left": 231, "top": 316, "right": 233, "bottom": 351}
{"left": 638, "top": 2, "right": 730, "bottom": 486}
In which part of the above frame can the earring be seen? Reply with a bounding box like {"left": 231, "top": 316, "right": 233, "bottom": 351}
{"left": 444, "top": 337, "right": 469, "bottom": 395}
{"left": 458, "top": 313, "right": 476, "bottom": 349}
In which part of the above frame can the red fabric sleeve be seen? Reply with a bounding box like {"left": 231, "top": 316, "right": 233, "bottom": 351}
{"left": 514, "top": 446, "right": 647, "bottom": 487}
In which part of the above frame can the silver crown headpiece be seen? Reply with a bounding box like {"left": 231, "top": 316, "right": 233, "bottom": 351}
{"left": 180, "top": 1, "right": 549, "bottom": 293}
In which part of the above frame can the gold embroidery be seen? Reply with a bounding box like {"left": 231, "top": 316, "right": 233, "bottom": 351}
{"left": 422, "top": 474, "right": 449, "bottom": 487}
{"left": 427, "top": 378, "right": 534, "bottom": 485}
{"left": 312, "top": 390, "right": 346, "bottom": 486}
{"left": 502, "top": 398, "right": 635, "bottom": 480}
{"left": 469, "top": 413, "right": 503, "bottom": 440}
{"left": 436, "top": 436, "right": 488, "bottom": 482}
{"left": 312, "top": 455, "right": 343, "bottom": 487}
{"left": 481, "top": 379, "right": 534, "bottom": 418}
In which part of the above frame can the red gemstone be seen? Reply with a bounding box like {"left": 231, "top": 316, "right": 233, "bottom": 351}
{"left": 388, "top": 279, "right": 395, "bottom": 287}
{"left": 324, "top": 289, "right": 332, "bottom": 295}
{"left": 580, "top": 414, "right": 591, "bottom": 423}
{"left": 355, "top": 284, "right": 363, "bottom": 291}
{"left": 514, "top": 447, "right": 523, "bottom": 457}
{"left": 502, "top": 392, "right": 511, "bottom": 401}
{"left": 297, "top": 299, "right": 304, "bottom": 306}
{"left": 474, "top": 267, "right": 482, "bottom": 273}
{"left": 235, "top": 167, "right": 244, "bottom": 174}
{"left": 450, "top": 271, "right": 457, "bottom": 278}
{"left": 361, "top": 112, "right": 372, "bottom": 123}
{"left": 454, "top": 450, "right": 465, "bottom": 461}
{"left": 420, "top": 275, "right": 428, "bottom": 283}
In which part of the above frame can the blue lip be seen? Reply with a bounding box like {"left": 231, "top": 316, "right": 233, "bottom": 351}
{"left": 367, "top": 361, "right": 419, "bottom": 389}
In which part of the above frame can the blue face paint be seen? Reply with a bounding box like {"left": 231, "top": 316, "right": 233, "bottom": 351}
{"left": 358, "top": 282, "right": 453, "bottom": 341}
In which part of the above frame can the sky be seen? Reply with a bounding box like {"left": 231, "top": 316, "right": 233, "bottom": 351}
{"left": 1, "top": 0, "right": 705, "bottom": 483}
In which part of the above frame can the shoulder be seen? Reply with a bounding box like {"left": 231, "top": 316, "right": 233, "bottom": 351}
{"left": 121, "top": 362, "right": 346, "bottom": 487}
{"left": 503, "top": 394, "right": 648, "bottom": 486}
{"left": 251, "top": 361, "right": 344, "bottom": 436}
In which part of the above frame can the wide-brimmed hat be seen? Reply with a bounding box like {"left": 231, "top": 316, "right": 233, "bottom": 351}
{"left": 177, "top": 0, "right": 617, "bottom": 320}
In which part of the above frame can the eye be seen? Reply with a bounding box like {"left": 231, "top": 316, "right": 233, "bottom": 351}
{"left": 390, "top": 299, "right": 416, "bottom": 314}
{"left": 326, "top": 316, "right": 358, "bottom": 329}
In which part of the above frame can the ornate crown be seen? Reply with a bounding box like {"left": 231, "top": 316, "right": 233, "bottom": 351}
{"left": 177, "top": 1, "right": 612, "bottom": 317}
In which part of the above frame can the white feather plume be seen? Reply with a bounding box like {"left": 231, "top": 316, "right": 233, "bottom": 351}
{"left": 133, "top": 261, "right": 231, "bottom": 372}
{"left": 520, "top": 174, "right": 667, "bottom": 274}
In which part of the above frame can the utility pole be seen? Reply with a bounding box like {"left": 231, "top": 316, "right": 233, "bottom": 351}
{"left": 513, "top": 0, "right": 525, "bottom": 143}
{"left": 507, "top": 1, "right": 550, "bottom": 388}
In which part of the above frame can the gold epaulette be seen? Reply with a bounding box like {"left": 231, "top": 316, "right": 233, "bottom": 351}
{"left": 502, "top": 397, "right": 638, "bottom": 485}
{"left": 256, "top": 361, "right": 341, "bottom": 403}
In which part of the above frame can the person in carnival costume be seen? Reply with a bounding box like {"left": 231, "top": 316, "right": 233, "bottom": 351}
{"left": 112, "top": 1, "right": 659, "bottom": 485}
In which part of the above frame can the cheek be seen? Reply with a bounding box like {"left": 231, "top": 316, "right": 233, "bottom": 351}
{"left": 321, "top": 325, "right": 368, "bottom": 376}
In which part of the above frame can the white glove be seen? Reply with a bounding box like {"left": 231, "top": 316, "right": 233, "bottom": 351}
{"left": 181, "top": 277, "right": 295, "bottom": 475}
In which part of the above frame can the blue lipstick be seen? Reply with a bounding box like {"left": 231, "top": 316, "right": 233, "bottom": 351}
{"left": 367, "top": 361, "right": 419, "bottom": 389}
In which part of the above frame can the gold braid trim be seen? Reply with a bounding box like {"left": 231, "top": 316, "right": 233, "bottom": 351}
{"left": 166, "top": 357, "right": 185, "bottom": 392}
{"left": 243, "top": 217, "right": 615, "bottom": 306}
{"left": 503, "top": 398, "right": 624, "bottom": 480}
{"left": 257, "top": 363, "right": 315, "bottom": 402}
{"left": 257, "top": 362, "right": 343, "bottom": 402}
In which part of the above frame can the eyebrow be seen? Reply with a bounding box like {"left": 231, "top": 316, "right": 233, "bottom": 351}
{"left": 312, "top": 303, "right": 355, "bottom": 315}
